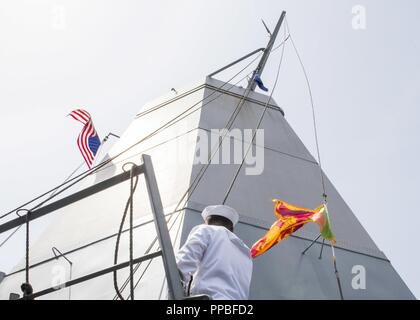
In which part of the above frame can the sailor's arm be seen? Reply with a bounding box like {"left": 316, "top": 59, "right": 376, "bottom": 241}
{"left": 175, "top": 225, "right": 211, "bottom": 282}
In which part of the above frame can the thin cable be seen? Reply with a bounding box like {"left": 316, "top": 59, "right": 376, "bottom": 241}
{"left": 47, "top": 133, "right": 114, "bottom": 199}
{"left": 16, "top": 208, "right": 32, "bottom": 299}
{"left": 223, "top": 25, "right": 287, "bottom": 204}
{"left": 114, "top": 210, "right": 183, "bottom": 299}
{"left": 0, "top": 133, "right": 115, "bottom": 222}
{"left": 129, "top": 166, "right": 135, "bottom": 300}
{"left": 113, "top": 172, "right": 139, "bottom": 300}
{"left": 272, "top": 34, "right": 290, "bottom": 52}
{"left": 173, "top": 88, "right": 252, "bottom": 212}
{"left": 172, "top": 67, "right": 265, "bottom": 211}
{"left": 134, "top": 49, "right": 265, "bottom": 120}
{"left": 286, "top": 18, "right": 343, "bottom": 300}
{"left": 25, "top": 212, "right": 30, "bottom": 284}
{"left": 285, "top": 18, "right": 327, "bottom": 201}
{"left": 0, "top": 225, "right": 22, "bottom": 248}
{"left": 48, "top": 162, "right": 84, "bottom": 199}
{"left": 116, "top": 209, "right": 184, "bottom": 300}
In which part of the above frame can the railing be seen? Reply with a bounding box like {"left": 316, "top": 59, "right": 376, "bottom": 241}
{"left": 0, "top": 154, "right": 185, "bottom": 300}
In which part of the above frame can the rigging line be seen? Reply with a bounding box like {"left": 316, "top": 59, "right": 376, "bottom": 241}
{"left": 285, "top": 18, "right": 327, "bottom": 201}
{"left": 272, "top": 34, "right": 290, "bottom": 52}
{"left": 94, "top": 76, "right": 252, "bottom": 182}
{"left": 121, "top": 210, "right": 182, "bottom": 300}
{"left": 122, "top": 210, "right": 184, "bottom": 300}
{"left": 113, "top": 209, "right": 183, "bottom": 299}
{"left": 0, "top": 55, "right": 260, "bottom": 223}
{"left": 113, "top": 209, "right": 184, "bottom": 300}
{"left": 129, "top": 165, "right": 135, "bottom": 300}
{"left": 0, "top": 161, "right": 101, "bottom": 221}
{"left": 174, "top": 34, "right": 291, "bottom": 212}
{"left": 286, "top": 18, "right": 342, "bottom": 300}
{"left": 113, "top": 172, "right": 139, "bottom": 300}
{"left": 172, "top": 87, "right": 252, "bottom": 213}
{"left": 170, "top": 61, "right": 268, "bottom": 212}
{"left": 0, "top": 133, "right": 113, "bottom": 222}
{"left": 223, "top": 26, "right": 287, "bottom": 205}
{"left": 89, "top": 57, "right": 260, "bottom": 169}
{"left": 48, "top": 133, "right": 117, "bottom": 199}
{"left": 135, "top": 36, "right": 290, "bottom": 121}
{"left": 25, "top": 211, "right": 30, "bottom": 284}
{"left": 15, "top": 208, "right": 32, "bottom": 299}
{"left": 135, "top": 51, "right": 263, "bottom": 120}
{"left": 0, "top": 224, "right": 22, "bottom": 249}
{"left": 48, "top": 162, "right": 84, "bottom": 199}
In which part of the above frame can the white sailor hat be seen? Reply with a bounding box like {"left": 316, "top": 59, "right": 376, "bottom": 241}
{"left": 201, "top": 205, "right": 239, "bottom": 226}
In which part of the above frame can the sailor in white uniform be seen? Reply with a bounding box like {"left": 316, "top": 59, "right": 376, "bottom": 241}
{"left": 176, "top": 205, "right": 253, "bottom": 300}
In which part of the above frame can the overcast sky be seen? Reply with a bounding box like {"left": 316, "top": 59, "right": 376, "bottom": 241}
{"left": 0, "top": 0, "right": 419, "bottom": 298}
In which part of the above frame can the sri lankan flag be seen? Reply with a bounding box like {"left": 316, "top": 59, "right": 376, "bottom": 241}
{"left": 250, "top": 199, "right": 336, "bottom": 258}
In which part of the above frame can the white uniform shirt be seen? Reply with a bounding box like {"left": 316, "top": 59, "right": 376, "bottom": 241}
{"left": 176, "top": 224, "right": 253, "bottom": 300}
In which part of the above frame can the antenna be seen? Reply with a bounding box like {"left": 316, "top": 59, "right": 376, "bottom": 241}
{"left": 261, "top": 19, "right": 272, "bottom": 37}
{"left": 247, "top": 11, "right": 286, "bottom": 91}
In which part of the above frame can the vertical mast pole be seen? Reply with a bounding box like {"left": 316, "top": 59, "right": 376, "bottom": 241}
{"left": 247, "top": 11, "right": 286, "bottom": 91}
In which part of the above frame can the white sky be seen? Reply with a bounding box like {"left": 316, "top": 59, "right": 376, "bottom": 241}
{"left": 0, "top": 0, "right": 419, "bottom": 298}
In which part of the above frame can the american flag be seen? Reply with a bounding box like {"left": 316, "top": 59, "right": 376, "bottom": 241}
{"left": 69, "top": 109, "right": 101, "bottom": 168}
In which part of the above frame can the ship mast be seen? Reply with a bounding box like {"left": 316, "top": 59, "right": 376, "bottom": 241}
{"left": 246, "top": 11, "right": 286, "bottom": 91}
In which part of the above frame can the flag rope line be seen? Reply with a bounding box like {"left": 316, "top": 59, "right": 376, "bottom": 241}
{"left": 285, "top": 18, "right": 327, "bottom": 202}
{"left": 285, "top": 17, "right": 344, "bottom": 300}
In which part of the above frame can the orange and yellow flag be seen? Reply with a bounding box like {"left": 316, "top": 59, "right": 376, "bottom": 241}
{"left": 250, "top": 199, "right": 335, "bottom": 258}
